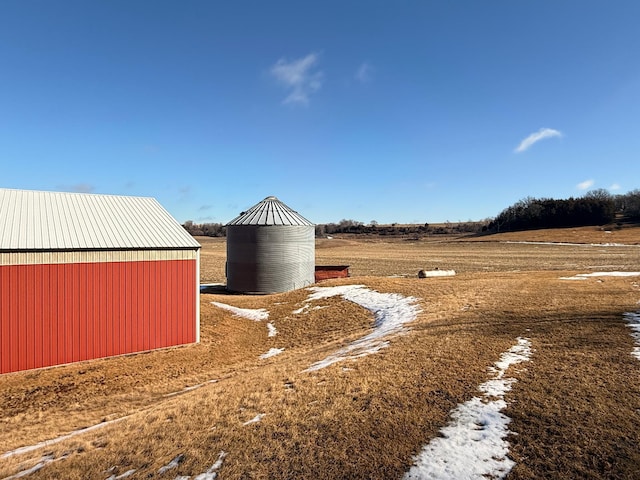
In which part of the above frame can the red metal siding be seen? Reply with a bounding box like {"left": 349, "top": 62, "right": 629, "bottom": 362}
{"left": 315, "top": 266, "right": 350, "bottom": 282}
{"left": 0, "top": 259, "right": 197, "bottom": 374}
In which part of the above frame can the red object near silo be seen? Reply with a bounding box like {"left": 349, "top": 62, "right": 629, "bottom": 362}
{"left": 0, "top": 189, "right": 201, "bottom": 375}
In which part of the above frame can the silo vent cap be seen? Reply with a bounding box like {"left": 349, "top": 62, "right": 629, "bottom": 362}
{"left": 226, "top": 196, "right": 313, "bottom": 226}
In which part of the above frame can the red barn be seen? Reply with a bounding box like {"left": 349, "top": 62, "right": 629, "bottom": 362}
{"left": 0, "top": 189, "right": 201, "bottom": 374}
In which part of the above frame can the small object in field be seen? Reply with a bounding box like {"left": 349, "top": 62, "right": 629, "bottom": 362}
{"left": 418, "top": 269, "right": 456, "bottom": 278}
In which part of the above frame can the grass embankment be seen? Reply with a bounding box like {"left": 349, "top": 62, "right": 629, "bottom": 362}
{"left": 1, "top": 229, "right": 639, "bottom": 479}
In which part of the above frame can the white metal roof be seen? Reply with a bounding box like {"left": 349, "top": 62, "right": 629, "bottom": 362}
{"left": 0, "top": 189, "right": 201, "bottom": 251}
{"left": 226, "top": 196, "right": 314, "bottom": 226}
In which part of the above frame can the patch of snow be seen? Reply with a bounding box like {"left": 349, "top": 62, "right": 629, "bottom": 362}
{"left": 1, "top": 417, "right": 126, "bottom": 459}
{"left": 303, "top": 285, "right": 421, "bottom": 371}
{"left": 192, "top": 451, "right": 227, "bottom": 480}
{"left": 159, "top": 454, "right": 185, "bottom": 474}
{"left": 243, "top": 414, "right": 266, "bottom": 426}
{"left": 107, "top": 469, "right": 136, "bottom": 479}
{"left": 267, "top": 322, "right": 278, "bottom": 337}
{"left": 503, "top": 241, "right": 638, "bottom": 247}
{"left": 211, "top": 302, "right": 268, "bottom": 321}
{"left": 404, "top": 337, "right": 533, "bottom": 480}
{"left": 3, "top": 454, "right": 55, "bottom": 480}
{"left": 624, "top": 311, "right": 640, "bottom": 361}
{"left": 560, "top": 272, "right": 640, "bottom": 280}
{"left": 292, "top": 304, "right": 310, "bottom": 314}
{"left": 260, "top": 348, "right": 284, "bottom": 359}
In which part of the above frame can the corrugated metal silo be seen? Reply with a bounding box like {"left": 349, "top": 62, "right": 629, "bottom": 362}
{"left": 226, "top": 196, "right": 315, "bottom": 294}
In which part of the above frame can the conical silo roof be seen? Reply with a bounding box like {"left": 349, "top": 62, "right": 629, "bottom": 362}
{"left": 226, "top": 196, "right": 313, "bottom": 226}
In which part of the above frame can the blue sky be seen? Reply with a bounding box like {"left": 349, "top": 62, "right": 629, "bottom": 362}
{"left": 1, "top": 1, "right": 639, "bottom": 224}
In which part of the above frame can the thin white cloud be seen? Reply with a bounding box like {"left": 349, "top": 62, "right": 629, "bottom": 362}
{"left": 514, "top": 128, "right": 563, "bottom": 153}
{"left": 270, "top": 53, "right": 323, "bottom": 105}
{"left": 577, "top": 179, "right": 595, "bottom": 190}
{"left": 58, "top": 183, "right": 95, "bottom": 193}
{"left": 355, "top": 62, "right": 373, "bottom": 83}
{"left": 609, "top": 183, "right": 621, "bottom": 191}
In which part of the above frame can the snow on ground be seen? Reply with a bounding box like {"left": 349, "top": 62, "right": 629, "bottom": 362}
{"left": 106, "top": 469, "right": 136, "bottom": 479}
{"left": 211, "top": 302, "right": 274, "bottom": 342}
{"left": 560, "top": 272, "right": 640, "bottom": 280}
{"left": 624, "top": 311, "right": 640, "bottom": 360}
{"left": 266, "top": 323, "right": 278, "bottom": 337}
{"left": 174, "top": 451, "right": 227, "bottom": 480}
{"left": 1, "top": 417, "right": 126, "bottom": 459}
{"left": 504, "top": 241, "right": 639, "bottom": 247}
{"left": 243, "top": 414, "right": 266, "bottom": 426}
{"left": 4, "top": 454, "right": 58, "bottom": 480}
{"left": 404, "top": 337, "right": 533, "bottom": 480}
{"left": 211, "top": 302, "right": 269, "bottom": 321}
{"left": 302, "top": 285, "right": 421, "bottom": 371}
{"left": 260, "top": 348, "right": 284, "bottom": 359}
{"left": 292, "top": 304, "right": 309, "bottom": 314}
{"left": 158, "top": 454, "right": 185, "bottom": 474}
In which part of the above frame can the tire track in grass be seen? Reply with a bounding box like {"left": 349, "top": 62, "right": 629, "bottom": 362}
{"left": 404, "top": 337, "right": 533, "bottom": 480}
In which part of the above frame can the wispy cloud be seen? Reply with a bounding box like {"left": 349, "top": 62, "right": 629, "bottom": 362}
{"left": 514, "top": 128, "right": 563, "bottom": 153}
{"left": 58, "top": 183, "right": 95, "bottom": 193}
{"left": 355, "top": 62, "right": 373, "bottom": 83}
{"left": 577, "top": 179, "right": 595, "bottom": 190}
{"left": 198, "top": 204, "right": 212, "bottom": 211}
{"left": 270, "top": 53, "right": 323, "bottom": 105}
{"left": 609, "top": 183, "right": 621, "bottom": 191}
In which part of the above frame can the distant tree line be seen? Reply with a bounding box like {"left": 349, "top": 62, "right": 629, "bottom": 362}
{"left": 315, "top": 219, "right": 484, "bottom": 237}
{"left": 182, "top": 189, "right": 640, "bottom": 238}
{"left": 182, "top": 220, "right": 226, "bottom": 237}
{"left": 486, "top": 189, "right": 640, "bottom": 233}
{"left": 181, "top": 218, "right": 484, "bottom": 238}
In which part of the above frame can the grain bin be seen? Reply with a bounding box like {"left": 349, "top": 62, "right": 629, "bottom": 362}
{"left": 226, "top": 196, "right": 315, "bottom": 294}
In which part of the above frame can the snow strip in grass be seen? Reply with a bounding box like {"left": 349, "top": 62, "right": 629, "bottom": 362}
{"left": 404, "top": 337, "right": 532, "bottom": 480}
{"left": 4, "top": 454, "right": 56, "bottom": 480}
{"left": 303, "top": 285, "right": 420, "bottom": 371}
{"left": 624, "top": 311, "right": 640, "bottom": 360}
{"left": 267, "top": 322, "right": 278, "bottom": 337}
{"left": 260, "top": 348, "right": 284, "bottom": 359}
{"left": 158, "top": 454, "right": 185, "bottom": 474}
{"left": 504, "top": 241, "right": 638, "bottom": 247}
{"left": 106, "top": 469, "right": 136, "bottom": 479}
{"left": 243, "top": 414, "right": 266, "bottom": 426}
{"left": 211, "top": 302, "right": 269, "bottom": 321}
{"left": 175, "top": 451, "right": 227, "bottom": 480}
{"left": 1, "top": 417, "right": 126, "bottom": 459}
{"left": 560, "top": 271, "right": 640, "bottom": 280}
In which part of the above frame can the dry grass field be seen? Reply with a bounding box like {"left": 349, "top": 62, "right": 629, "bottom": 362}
{"left": 1, "top": 226, "right": 639, "bottom": 479}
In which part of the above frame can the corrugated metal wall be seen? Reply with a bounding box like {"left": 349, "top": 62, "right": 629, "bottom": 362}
{"left": 226, "top": 225, "right": 315, "bottom": 294}
{"left": 0, "top": 258, "right": 197, "bottom": 374}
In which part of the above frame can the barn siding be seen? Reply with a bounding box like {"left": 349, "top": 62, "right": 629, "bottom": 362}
{"left": 0, "top": 259, "right": 196, "bottom": 374}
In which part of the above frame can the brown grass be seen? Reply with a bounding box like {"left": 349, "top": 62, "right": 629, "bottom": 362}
{"left": 1, "top": 229, "right": 639, "bottom": 479}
